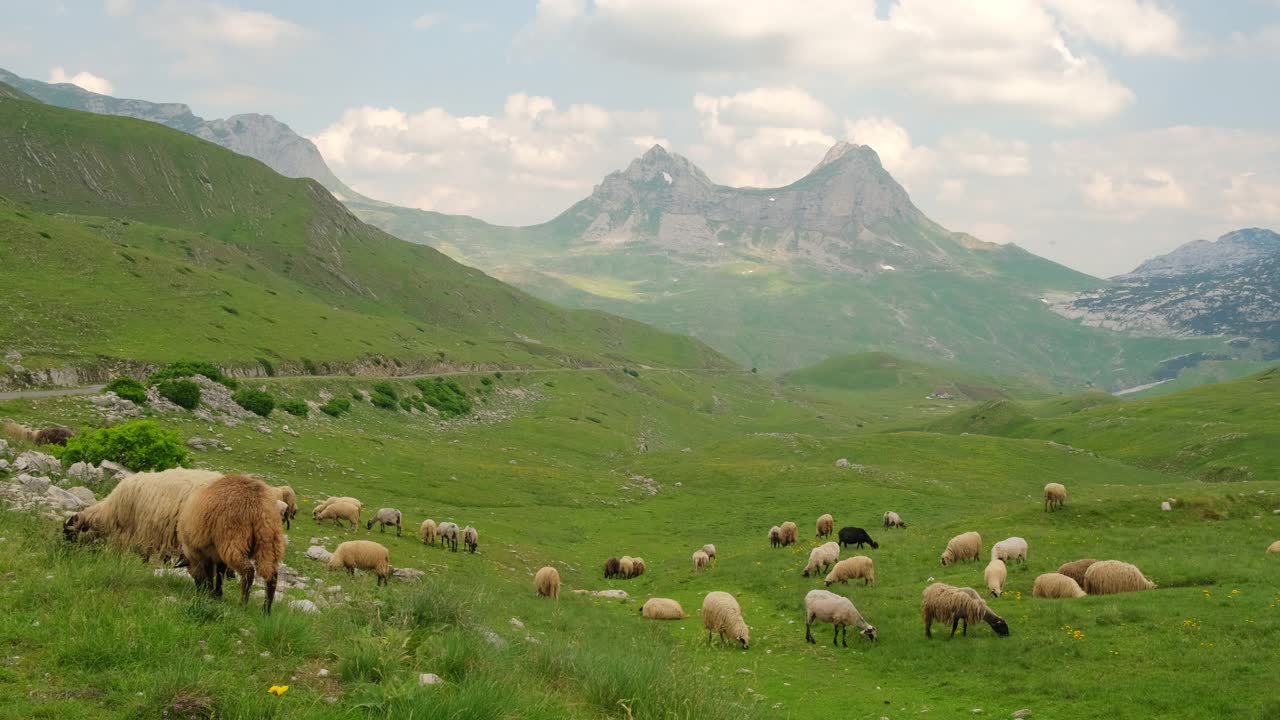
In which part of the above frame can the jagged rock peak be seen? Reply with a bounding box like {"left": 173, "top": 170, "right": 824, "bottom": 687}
{"left": 618, "top": 144, "right": 713, "bottom": 187}
{"left": 1123, "top": 227, "right": 1280, "bottom": 278}
{"left": 814, "top": 141, "right": 881, "bottom": 170}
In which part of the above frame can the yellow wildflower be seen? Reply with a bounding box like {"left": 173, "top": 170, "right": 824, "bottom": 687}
{"left": 268, "top": 685, "right": 289, "bottom": 696}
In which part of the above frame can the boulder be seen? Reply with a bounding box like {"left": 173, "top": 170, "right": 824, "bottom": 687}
{"left": 66, "top": 462, "right": 102, "bottom": 484}
{"left": 289, "top": 599, "right": 319, "bottom": 614}
{"left": 45, "top": 486, "right": 89, "bottom": 510}
{"left": 0, "top": 459, "right": 9, "bottom": 472}
{"left": 14, "top": 451, "right": 61, "bottom": 475}
{"left": 67, "top": 487, "right": 97, "bottom": 507}
{"left": 418, "top": 673, "right": 444, "bottom": 686}
{"left": 0, "top": 439, "right": 9, "bottom": 456}
{"left": 97, "top": 460, "right": 130, "bottom": 480}
{"left": 392, "top": 567, "right": 425, "bottom": 582}
{"left": 835, "top": 458, "right": 851, "bottom": 468}
{"left": 17, "top": 474, "right": 51, "bottom": 494}
{"left": 304, "top": 545, "right": 332, "bottom": 562}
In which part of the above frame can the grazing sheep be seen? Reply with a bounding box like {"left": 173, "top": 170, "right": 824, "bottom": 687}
{"left": 921, "top": 582, "right": 1010, "bottom": 638}
{"left": 534, "top": 566, "right": 560, "bottom": 599}
{"left": 837, "top": 526, "right": 879, "bottom": 550}
{"left": 271, "top": 486, "right": 297, "bottom": 523}
{"left": 779, "top": 521, "right": 799, "bottom": 547}
{"left": 315, "top": 501, "right": 360, "bottom": 530}
{"left": 63, "top": 468, "right": 223, "bottom": 562}
{"left": 275, "top": 500, "right": 291, "bottom": 529}
{"left": 462, "top": 526, "right": 479, "bottom": 553}
{"left": 984, "top": 558, "right": 1008, "bottom": 597}
{"left": 438, "top": 522, "right": 460, "bottom": 552}
{"left": 1056, "top": 558, "right": 1098, "bottom": 586}
{"left": 328, "top": 540, "right": 391, "bottom": 586}
{"left": 991, "top": 537, "right": 1028, "bottom": 564}
{"left": 700, "top": 543, "right": 717, "bottom": 560}
{"left": 701, "top": 591, "right": 749, "bottom": 649}
{"left": 177, "top": 474, "right": 285, "bottom": 613}
{"left": 2, "top": 421, "right": 35, "bottom": 444}
{"left": 804, "top": 589, "right": 878, "bottom": 646}
{"left": 420, "top": 519, "right": 438, "bottom": 546}
{"left": 692, "top": 550, "right": 710, "bottom": 572}
{"left": 641, "top": 598, "right": 688, "bottom": 619}
{"left": 802, "top": 541, "right": 841, "bottom": 577}
{"left": 940, "top": 531, "right": 982, "bottom": 566}
{"left": 365, "top": 508, "right": 403, "bottom": 536}
{"left": 1268, "top": 541, "right": 1280, "bottom": 555}
{"left": 603, "top": 556, "right": 621, "bottom": 579}
{"left": 313, "top": 496, "right": 363, "bottom": 519}
{"left": 619, "top": 556, "right": 635, "bottom": 579}
{"left": 1083, "top": 560, "right": 1157, "bottom": 595}
{"left": 1033, "top": 573, "right": 1086, "bottom": 598}
{"left": 816, "top": 513, "right": 834, "bottom": 539}
{"left": 768, "top": 526, "right": 782, "bottom": 548}
{"left": 824, "top": 555, "right": 875, "bottom": 587}
{"left": 1044, "top": 482, "right": 1067, "bottom": 512}
{"left": 883, "top": 511, "right": 906, "bottom": 529}
{"left": 631, "top": 557, "right": 647, "bottom": 578}
{"left": 34, "top": 426, "right": 74, "bottom": 446}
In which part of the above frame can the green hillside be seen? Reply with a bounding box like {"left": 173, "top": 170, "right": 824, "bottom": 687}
{"left": 781, "top": 351, "right": 1041, "bottom": 398}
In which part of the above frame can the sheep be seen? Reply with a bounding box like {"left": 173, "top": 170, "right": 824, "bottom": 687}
{"left": 692, "top": 550, "right": 710, "bottom": 572}
{"left": 275, "top": 500, "right": 291, "bottom": 529}
{"left": 365, "top": 508, "right": 403, "bottom": 536}
{"left": 631, "top": 557, "right": 647, "bottom": 578}
{"left": 420, "top": 519, "right": 438, "bottom": 546}
{"left": 802, "top": 541, "right": 841, "bottom": 577}
{"left": 641, "top": 598, "right": 688, "bottom": 619}
{"left": 940, "top": 531, "right": 982, "bottom": 566}
{"left": 63, "top": 468, "right": 222, "bottom": 563}
{"left": 438, "top": 522, "right": 460, "bottom": 552}
{"left": 804, "top": 589, "right": 878, "bottom": 646}
{"left": 779, "top": 521, "right": 799, "bottom": 547}
{"left": 462, "top": 526, "right": 479, "bottom": 553}
{"left": 1083, "top": 560, "right": 1157, "bottom": 595}
{"left": 534, "top": 566, "right": 560, "bottom": 599}
{"left": 1056, "top": 558, "right": 1097, "bottom": 586}
{"left": 1033, "top": 573, "right": 1086, "bottom": 598}
{"left": 815, "top": 513, "right": 834, "bottom": 539}
{"left": 2, "top": 421, "right": 35, "bottom": 444}
{"left": 1268, "top": 540, "right": 1280, "bottom": 555}
{"left": 1044, "top": 482, "right": 1067, "bottom": 512}
{"left": 328, "top": 540, "right": 391, "bottom": 586}
{"left": 837, "top": 526, "right": 879, "bottom": 550}
{"left": 34, "top": 426, "right": 74, "bottom": 446}
{"left": 701, "top": 591, "right": 749, "bottom": 649}
{"left": 603, "top": 556, "right": 622, "bottom": 579}
{"left": 921, "top": 582, "right": 1010, "bottom": 638}
{"left": 271, "top": 486, "right": 297, "bottom": 523}
{"left": 991, "top": 537, "right": 1028, "bottom": 564}
{"left": 883, "top": 511, "right": 906, "bottom": 529}
{"left": 619, "top": 556, "right": 635, "bottom": 579}
{"left": 313, "top": 496, "right": 363, "bottom": 519}
{"left": 984, "top": 558, "right": 1008, "bottom": 597}
{"left": 824, "top": 555, "right": 875, "bottom": 587}
{"left": 700, "top": 543, "right": 717, "bottom": 560}
{"left": 177, "top": 474, "right": 285, "bottom": 613}
{"left": 768, "top": 526, "right": 782, "bottom": 548}
{"left": 315, "top": 501, "right": 360, "bottom": 530}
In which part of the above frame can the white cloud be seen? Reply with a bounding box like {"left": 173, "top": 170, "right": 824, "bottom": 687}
{"left": 413, "top": 13, "right": 443, "bottom": 30}
{"left": 1082, "top": 169, "right": 1188, "bottom": 211}
{"left": 48, "top": 67, "right": 114, "bottom": 95}
{"left": 1043, "top": 0, "right": 1185, "bottom": 56}
{"left": 103, "top": 0, "right": 134, "bottom": 16}
{"left": 691, "top": 88, "right": 836, "bottom": 187}
{"left": 937, "top": 132, "right": 1031, "bottom": 177}
{"left": 140, "top": 2, "right": 304, "bottom": 56}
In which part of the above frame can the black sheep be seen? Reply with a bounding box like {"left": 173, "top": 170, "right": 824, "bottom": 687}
{"left": 838, "top": 526, "right": 879, "bottom": 549}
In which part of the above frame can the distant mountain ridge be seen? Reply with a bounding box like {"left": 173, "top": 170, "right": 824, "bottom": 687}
{"left": 1121, "top": 228, "right": 1280, "bottom": 279}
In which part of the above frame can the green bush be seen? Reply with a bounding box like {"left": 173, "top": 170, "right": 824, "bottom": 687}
{"left": 480, "top": 377, "right": 493, "bottom": 387}
{"left": 320, "top": 397, "right": 351, "bottom": 417}
{"left": 156, "top": 379, "right": 201, "bottom": 410}
{"left": 148, "top": 361, "right": 237, "bottom": 389}
{"left": 104, "top": 376, "right": 147, "bottom": 405}
{"left": 280, "top": 399, "right": 309, "bottom": 418}
{"left": 371, "top": 381, "right": 397, "bottom": 399}
{"left": 414, "top": 377, "right": 472, "bottom": 418}
{"left": 59, "top": 420, "right": 188, "bottom": 471}
{"left": 256, "top": 357, "right": 275, "bottom": 377}
{"left": 399, "top": 396, "right": 414, "bottom": 411}
{"left": 371, "top": 392, "right": 398, "bottom": 410}
{"left": 493, "top": 372, "right": 503, "bottom": 380}
{"left": 232, "top": 388, "right": 275, "bottom": 417}
{"left": 301, "top": 358, "right": 319, "bottom": 376}
{"left": 623, "top": 367, "right": 640, "bottom": 378}
{"left": 352, "top": 391, "right": 364, "bottom": 401}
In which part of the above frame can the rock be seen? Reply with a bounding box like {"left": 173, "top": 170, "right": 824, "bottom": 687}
{"left": 0, "top": 459, "right": 9, "bottom": 472}
{"left": 480, "top": 629, "right": 507, "bottom": 648}
{"left": 256, "top": 424, "right": 272, "bottom": 435}
{"left": 289, "top": 599, "right": 319, "bottom": 614}
{"left": 14, "top": 451, "right": 61, "bottom": 475}
{"left": 317, "top": 668, "right": 329, "bottom": 677}
{"left": 572, "top": 589, "right": 628, "bottom": 600}
{"left": 835, "top": 458, "right": 850, "bottom": 468}
{"left": 0, "top": 439, "right": 8, "bottom": 456}
{"left": 304, "top": 545, "right": 332, "bottom": 562}
{"left": 325, "top": 585, "right": 343, "bottom": 594}
{"left": 509, "top": 617, "right": 524, "bottom": 629}
{"left": 392, "top": 567, "right": 425, "bottom": 582}
{"left": 1161, "top": 501, "right": 1172, "bottom": 511}
{"left": 418, "top": 673, "right": 444, "bottom": 687}
{"left": 17, "top": 474, "right": 51, "bottom": 494}
{"left": 66, "top": 462, "right": 102, "bottom": 484}
{"left": 1012, "top": 710, "right": 1032, "bottom": 719}
{"left": 4, "top": 351, "right": 20, "bottom": 363}
{"left": 67, "top": 487, "right": 97, "bottom": 506}
{"left": 97, "top": 460, "right": 130, "bottom": 480}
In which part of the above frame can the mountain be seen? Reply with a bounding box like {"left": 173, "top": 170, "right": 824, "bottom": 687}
{"left": 0, "top": 87, "right": 729, "bottom": 382}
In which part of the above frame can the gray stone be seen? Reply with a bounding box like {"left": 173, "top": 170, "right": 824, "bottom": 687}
{"left": 18, "top": 474, "right": 51, "bottom": 494}
{"left": 97, "top": 460, "right": 130, "bottom": 480}
{"left": 289, "top": 599, "right": 319, "bottom": 614}
{"left": 392, "top": 567, "right": 425, "bottom": 582}
{"left": 509, "top": 617, "right": 524, "bottom": 629}
{"left": 418, "top": 673, "right": 444, "bottom": 686}
{"left": 835, "top": 458, "right": 850, "bottom": 468}
{"left": 67, "top": 487, "right": 96, "bottom": 506}
{"left": 0, "top": 439, "right": 9, "bottom": 456}
{"left": 304, "top": 545, "right": 332, "bottom": 562}
{"left": 0, "top": 459, "right": 9, "bottom": 471}
{"left": 1012, "top": 711, "right": 1032, "bottom": 719}
{"left": 14, "top": 451, "right": 61, "bottom": 475}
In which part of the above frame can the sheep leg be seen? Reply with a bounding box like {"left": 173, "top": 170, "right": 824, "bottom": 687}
{"left": 238, "top": 565, "right": 256, "bottom": 607}
{"left": 263, "top": 575, "right": 277, "bottom": 615}
{"left": 832, "top": 624, "right": 840, "bottom": 647}
{"left": 396, "top": 524, "right": 401, "bottom": 537}
{"left": 805, "top": 620, "right": 815, "bottom": 644}
{"left": 213, "top": 562, "right": 226, "bottom": 599}
{"left": 950, "top": 618, "right": 961, "bottom": 637}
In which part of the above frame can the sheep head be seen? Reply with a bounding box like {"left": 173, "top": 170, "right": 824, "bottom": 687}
{"left": 861, "top": 625, "right": 879, "bottom": 641}
{"left": 869, "top": 540, "right": 880, "bottom": 549}
{"left": 986, "top": 611, "right": 1010, "bottom": 637}
{"left": 62, "top": 513, "right": 89, "bottom": 541}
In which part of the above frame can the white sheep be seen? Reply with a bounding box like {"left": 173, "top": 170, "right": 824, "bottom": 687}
{"left": 1043, "top": 482, "right": 1067, "bottom": 511}
{"left": 462, "top": 525, "right": 479, "bottom": 553}
{"left": 824, "top": 556, "right": 875, "bottom": 587}
{"left": 940, "top": 531, "right": 982, "bottom": 566}
{"left": 534, "top": 566, "right": 560, "bottom": 599}
{"left": 692, "top": 550, "right": 710, "bottom": 572}
{"left": 921, "top": 582, "right": 1009, "bottom": 638}
{"left": 365, "top": 508, "right": 402, "bottom": 535}
{"left": 882, "top": 511, "right": 906, "bottom": 529}
{"left": 438, "top": 521, "right": 460, "bottom": 552}
{"left": 315, "top": 501, "right": 360, "bottom": 530}
{"left": 701, "top": 591, "right": 749, "bottom": 649}
{"left": 700, "top": 543, "right": 717, "bottom": 560}
{"left": 641, "top": 598, "right": 688, "bottom": 620}
{"left": 984, "top": 558, "right": 1008, "bottom": 597}
{"left": 802, "top": 541, "right": 841, "bottom": 577}
{"left": 804, "top": 589, "right": 877, "bottom": 646}
{"left": 991, "top": 537, "right": 1028, "bottom": 564}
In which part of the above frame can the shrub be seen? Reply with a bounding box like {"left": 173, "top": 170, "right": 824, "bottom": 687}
{"left": 320, "top": 398, "right": 351, "bottom": 417}
{"left": 623, "top": 368, "right": 640, "bottom": 378}
{"left": 148, "top": 361, "right": 237, "bottom": 389}
{"left": 371, "top": 392, "right": 398, "bottom": 410}
{"left": 280, "top": 399, "right": 308, "bottom": 418}
{"left": 480, "top": 377, "right": 493, "bottom": 387}
{"left": 256, "top": 357, "right": 275, "bottom": 377}
{"left": 352, "top": 391, "right": 364, "bottom": 401}
{"left": 157, "top": 379, "right": 201, "bottom": 410}
{"left": 60, "top": 420, "right": 188, "bottom": 471}
{"left": 301, "top": 357, "right": 319, "bottom": 376}
{"left": 493, "top": 371, "right": 503, "bottom": 380}
{"left": 232, "top": 388, "right": 274, "bottom": 417}
{"left": 104, "top": 376, "right": 147, "bottom": 405}
{"left": 414, "top": 378, "right": 472, "bottom": 418}
{"left": 371, "top": 381, "right": 397, "bottom": 399}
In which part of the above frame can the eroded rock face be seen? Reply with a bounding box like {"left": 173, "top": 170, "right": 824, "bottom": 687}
{"left": 14, "top": 451, "right": 60, "bottom": 475}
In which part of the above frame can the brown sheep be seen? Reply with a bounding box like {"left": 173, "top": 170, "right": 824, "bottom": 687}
{"left": 535, "top": 566, "right": 561, "bottom": 599}
{"left": 1033, "top": 573, "right": 1087, "bottom": 598}
{"left": 768, "top": 526, "right": 782, "bottom": 548}
{"left": 34, "top": 426, "right": 74, "bottom": 446}
{"left": 1083, "top": 560, "right": 1157, "bottom": 595}
{"left": 329, "top": 540, "right": 391, "bottom": 586}
{"left": 779, "top": 521, "right": 799, "bottom": 547}
{"left": 64, "top": 468, "right": 222, "bottom": 563}
{"left": 1056, "top": 558, "right": 1098, "bottom": 587}
{"left": 177, "top": 474, "right": 285, "bottom": 613}
{"left": 603, "top": 556, "right": 621, "bottom": 579}
{"left": 815, "top": 513, "right": 834, "bottom": 539}
{"left": 1044, "top": 482, "right": 1067, "bottom": 512}
{"left": 921, "top": 583, "right": 1009, "bottom": 638}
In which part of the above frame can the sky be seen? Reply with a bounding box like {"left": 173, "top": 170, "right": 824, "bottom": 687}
{"left": 2, "top": 1, "right": 1279, "bottom": 276}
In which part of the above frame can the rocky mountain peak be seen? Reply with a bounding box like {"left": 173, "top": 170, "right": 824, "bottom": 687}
{"left": 616, "top": 144, "right": 712, "bottom": 188}
{"left": 1122, "top": 227, "right": 1280, "bottom": 279}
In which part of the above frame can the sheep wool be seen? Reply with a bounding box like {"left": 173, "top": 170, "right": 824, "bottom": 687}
{"left": 438, "top": 522, "right": 460, "bottom": 552}
{"left": 1033, "top": 573, "right": 1086, "bottom": 598}
{"left": 701, "top": 591, "right": 749, "bottom": 648}
{"left": 700, "top": 543, "right": 717, "bottom": 560}
{"left": 534, "top": 566, "right": 560, "bottom": 599}
{"left": 815, "top": 513, "right": 834, "bottom": 539}
{"left": 991, "top": 537, "right": 1028, "bottom": 564}
{"left": 768, "top": 526, "right": 782, "bottom": 548}
{"left": 779, "top": 521, "right": 799, "bottom": 547}
{"left": 631, "top": 557, "right": 647, "bottom": 578}
{"left": 1268, "top": 540, "right": 1280, "bottom": 555}
{"left": 692, "top": 550, "right": 710, "bottom": 572}
{"left": 271, "top": 486, "right": 297, "bottom": 520}
{"left": 940, "top": 531, "right": 982, "bottom": 566}
{"left": 824, "top": 555, "right": 875, "bottom": 587}
{"left": 921, "top": 582, "right": 1010, "bottom": 638}
{"left": 420, "top": 519, "right": 438, "bottom": 546}
{"left": 314, "top": 496, "right": 363, "bottom": 516}
{"left": 641, "top": 597, "right": 688, "bottom": 620}
{"left": 984, "top": 558, "right": 1007, "bottom": 597}
{"left": 603, "top": 556, "right": 621, "bottom": 579}
{"left": 366, "top": 508, "right": 403, "bottom": 536}
{"left": 1083, "top": 560, "right": 1157, "bottom": 595}
{"left": 178, "top": 474, "right": 286, "bottom": 613}
{"left": 315, "top": 501, "right": 360, "bottom": 529}
{"left": 883, "top": 511, "right": 906, "bottom": 529}
{"left": 1055, "top": 558, "right": 1097, "bottom": 587}
{"left": 804, "top": 589, "right": 877, "bottom": 646}
{"left": 802, "top": 542, "right": 841, "bottom": 577}
{"left": 63, "top": 468, "right": 223, "bottom": 562}
{"left": 619, "top": 556, "right": 635, "bottom": 579}
{"left": 1044, "top": 482, "right": 1067, "bottom": 512}
{"left": 329, "top": 540, "right": 391, "bottom": 585}
{"left": 462, "top": 526, "right": 479, "bottom": 553}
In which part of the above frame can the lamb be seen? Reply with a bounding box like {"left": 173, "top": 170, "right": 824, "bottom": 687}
{"left": 921, "top": 582, "right": 1010, "bottom": 638}
{"left": 275, "top": 500, "right": 291, "bottom": 529}
{"left": 328, "top": 540, "right": 391, "bottom": 586}
{"left": 315, "top": 501, "right": 360, "bottom": 530}
{"left": 991, "top": 537, "right": 1028, "bottom": 564}
{"left": 534, "top": 566, "right": 560, "bottom": 599}
{"left": 701, "top": 591, "right": 749, "bottom": 649}
{"left": 177, "top": 474, "right": 285, "bottom": 613}
{"left": 1033, "top": 573, "right": 1086, "bottom": 598}
{"left": 63, "top": 468, "right": 223, "bottom": 562}
{"left": 1268, "top": 540, "right": 1280, "bottom": 555}
{"left": 883, "top": 511, "right": 906, "bottom": 529}
{"left": 462, "top": 526, "right": 479, "bottom": 553}
{"left": 779, "top": 521, "right": 799, "bottom": 547}
{"left": 837, "top": 526, "right": 879, "bottom": 550}
{"left": 824, "top": 555, "right": 875, "bottom": 587}
{"left": 271, "top": 486, "right": 297, "bottom": 524}
{"left": 603, "top": 556, "right": 622, "bottom": 579}
{"left": 700, "top": 543, "right": 717, "bottom": 560}
{"left": 631, "top": 557, "right": 647, "bottom": 578}
{"left": 984, "top": 558, "right": 1008, "bottom": 597}
{"left": 1082, "top": 560, "right": 1157, "bottom": 595}
{"left": 804, "top": 589, "right": 878, "bottom": 646}
{"left": 438, "top": 521, "right": 460, "bottom": 552}
{"left": 940, "top": 531, "right": 982, "bottom": 566}
{"left": 420, "top": 519, "right": 438, "bottom": 546}
{"left": 641, "top": 598, "right": 688, "bottom": 620}
{"left": 768, "top": 526, "right": 782, "bottom": 548}
{"left": 802, "top": 541, "right": 841, "bottom": 577}
{"left": 815, "top": 513, "right": 834, "bottom": 539}
{"left": 365, "top": 508, "right": 403, "bottom": 536}
{"left": 1043, "top": 482, "right": 1067, "bottom": 512}
{"left": 1055, "top": 558, "right": 1097, "bottom": 586}
{"left": 313, "top": 496, "right": 363, "bottom": 519}
{"left": 692, "top": 550, "right": 710, "bottom": 572}
{"left": 619, "top": 556, "right": 635, "bottom": 579}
